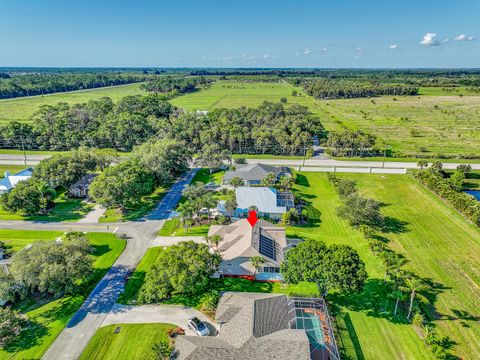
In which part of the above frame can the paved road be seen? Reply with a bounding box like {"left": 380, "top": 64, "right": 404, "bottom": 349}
{"left": 245, "top": 158, "right": 480, "bottom": 170}
{"left": 2, "top": 152, "right": 479, "bottom": 170}
{"left": 102, "top": 304, "right": 218, "bottom": 336}
{"left": 40, "top": 170, "right": 197, "bottom": 360}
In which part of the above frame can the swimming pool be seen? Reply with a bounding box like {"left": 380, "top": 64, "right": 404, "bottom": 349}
{"left": 295, "top": 309, "right": 325, "bottom": 347}
{"left": 465, "top": 190, "right": 480, "bottom": 201}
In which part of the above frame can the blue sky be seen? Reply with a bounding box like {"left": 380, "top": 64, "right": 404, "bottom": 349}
{"left": 1, "top": 0, "right": 479, "bottom": 68}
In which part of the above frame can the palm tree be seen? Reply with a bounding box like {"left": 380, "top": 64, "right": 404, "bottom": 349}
{"left": 278, "top": 176, "right": 293, "bottom": 192}
{"left": 261, "top": 172, "right": 276, "bottom": 187}
{"left": 401, "top": 277, "right": 428, "bottom": 320}
{"left": 177, "top": 201, "right": 194, "bottom": 234}
{"left": 37, "top": 181, "right": 56, "bottom": 214}
{"left": 206, "top": 235, "right": 222, "bottom": 252}
{"left": 250, "top": 256, "right": 265, "bottom": 277}
{"left": 390, "top": 289, "right": 407, "bottom": 316}
{"left": 224, "top": 198, "right": 237, "bottom": 218}
{"left": 229, "top": 176, "right": 244, "bottom": 189}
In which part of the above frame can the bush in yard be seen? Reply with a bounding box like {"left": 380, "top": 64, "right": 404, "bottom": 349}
{"left": 138, "top": 241, "right": 221, "bottom": 303}
{"left": 337, "top": 194, "right": 384, "bottom": 228}
{"left": 0, "top": 307, "right": 28, "bottom": 347}
{"left": 89, "top": 159, "right": 155, "bottom": 211}
{"left": 9, "top": 233, "right": 92, "bottom": 297}
{"left": 152, "top": 341, "right": 172, "bottom": 360}
{"left": 200, "top": 291, "right": 220, "bottom": 314}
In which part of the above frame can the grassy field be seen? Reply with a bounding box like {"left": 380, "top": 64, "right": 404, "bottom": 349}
{"left": 0, "top": 232, "right": 126, "bottom": 360}
{"left": 191, "top": 168, "right": 224, "bottom": 185}
{"left": 158, "top": 218, "right": 210, "bottom": 236}
{"left": 80, "top": 323, "right": 174, "bottom": 360}
{"left": 0, "top": 83, "right": 144, "bottom": 123}
{"left": 288, "top": 172, "right": 480, "bottom": 359}
{"left": 172, "top": 81, "right": 480, "bottom": 159}
{"left": 418, "top": 86, "right": 480, "bottom": 96}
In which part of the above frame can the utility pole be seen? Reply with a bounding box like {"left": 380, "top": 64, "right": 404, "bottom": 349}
{"left": 20, "top": 135, "right": 27, "bottom": 166}
{"left": 382, "top": 142, "right": 387, "bottom": 168}
{"left": 302, "top": 142, "right": 307, "bottom": 170}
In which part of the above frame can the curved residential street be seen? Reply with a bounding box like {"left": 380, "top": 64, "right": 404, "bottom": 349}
{"left": 0, "top": 170, "right": 197, "bottom": 360}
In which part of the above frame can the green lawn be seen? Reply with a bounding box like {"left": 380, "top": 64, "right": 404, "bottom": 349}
{"left": 0, "top": 229, "right": 63, "bottom": 255}
{"left": 0, "top": 83, "right": 145, "bottom": 123}
{"left": 99, "top": 186, "right": 168, "bottom": 223}
{"left": 191, "top": 168, "right": 224, "bottom": 184}
{"left": 157, "top": 218, "right": 210, "bottom": 237}
{"left": 0, "top": 190, "right": 93, "bottom": 222}
{"left": 289, "top": 172, "right": 480, "bottom": 359}
{"left": 79, "top": 323, "right": 175, "bottom": 360}
{"left": 0, "top": 232, "right": 126, "bottom": 360}
{"left": 172, "top": 80, "right": 480, "bottom": 159}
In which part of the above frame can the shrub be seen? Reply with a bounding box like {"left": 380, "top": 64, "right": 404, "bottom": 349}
{"left": 0, "top": 307, "right": 28, "bottom": 347}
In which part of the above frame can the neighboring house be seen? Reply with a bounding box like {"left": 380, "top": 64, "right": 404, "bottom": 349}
{"left": 225, "top": 186, "right": 294, "bottom": 220}
{"left": 0, "top": 168, "right": 34, "bottom": 195}
{"left": 69, "top": 174, "right": 98, "bottom": 198}
{"left": 173, "top": 292, "right": 340, "bottom": 360}
{"left": 208, "top": 210, "right": 289, "bottom": 280}
{"left": 223, "top": 163, "right": 291, "bottom": 186}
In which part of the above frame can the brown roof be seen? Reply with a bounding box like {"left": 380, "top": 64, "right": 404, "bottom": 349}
{"left": 208, "top": 219, "right": 287, "bottom": 265}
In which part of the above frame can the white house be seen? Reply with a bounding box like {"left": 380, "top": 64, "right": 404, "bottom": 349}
{"left": 231, "top": 187, "right": 294, "bottom": 220}
{"left": 0, "top": 168, "right": 34, "bottom": 195}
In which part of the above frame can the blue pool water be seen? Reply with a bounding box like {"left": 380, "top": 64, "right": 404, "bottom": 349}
{"left": 465, "top": 190, "right": 480, "bottom": 201}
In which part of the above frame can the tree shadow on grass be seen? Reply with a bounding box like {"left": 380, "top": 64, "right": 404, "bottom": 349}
{"left": 3, "top": 319, "right": 48, "bottom": 353}
{"left": 381, "top": 216, "right": 409, "bottom": 234}
{"left": 295, "top": 173, "right": 310, "bottom": 187}
{"left": 90, "top": 244, "right": 111, "bottom": 258}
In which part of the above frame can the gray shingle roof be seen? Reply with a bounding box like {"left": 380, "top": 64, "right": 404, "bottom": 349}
{"left": 224, "top": 163, "right": 290, "bottom": 183}
{"left": 174, "top": 292, "right": 310, "bottom": 360}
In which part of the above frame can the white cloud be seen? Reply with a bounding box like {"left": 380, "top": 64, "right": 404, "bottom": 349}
{"left": 304, "top": 48, "right": 312, "bottom": 55}
{"left": 318, "top": 47, "right": 328, "bottom": 52}
{"left": 389, "top": 44, "right": 398, "bottom": 49}
{"left": 263, "top": 54, "right": 270, "bottom": 59}
{"left": 420, "top": 32, "right": 442, "bottom": 47}
{"left": 354, "top": 55, "right": 360, "bottom": 59}
{"left": 454, "top": 34, "right": 475, "bottom": 41}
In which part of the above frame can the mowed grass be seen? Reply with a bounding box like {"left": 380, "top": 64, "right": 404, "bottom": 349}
{"left": 288, "top": 173, "right": 430, "bottom": 359}
{"left": 341, "top": 173, "right": 480, "bottom": 359}
{"left": 0, "top": 83, "right": 144, "bottom": 122}
{"left": 0, "top": 190, "right": 93, "bottom": 222}
{"left": 291, "top": 172, "right": 480, "bottom": 359}
{"left": 79, "top": 323, "right": 175, "bottom": 360}
{"left": 0, "top": 229, "right": 62, "bottom": 254}
{"left": 0, "top": 232, "right": 126, "bottom": 360}
{"left": 172, "top": 81, "right": 480, "bottom": 158}
{"left": 0, "top": 165, "right": 31, "bottom": 176}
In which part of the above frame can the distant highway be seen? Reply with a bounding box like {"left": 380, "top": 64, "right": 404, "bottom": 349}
{"left": 1, "top": 152, "right": 479, "bottom": 170}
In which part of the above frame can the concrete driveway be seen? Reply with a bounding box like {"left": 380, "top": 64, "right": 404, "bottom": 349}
{"left": 102, "top": 304, "right": 218, "bottom": 336}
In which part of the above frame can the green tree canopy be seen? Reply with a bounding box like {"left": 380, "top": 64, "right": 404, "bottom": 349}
{"left": 281, "top": 239, "right": 367, "bottom": 297}
{"left": 89, "top": 160, "right": 154, "bottom": 210}
{"left": 139, "top": 241, "right": 221, "bottom": 303}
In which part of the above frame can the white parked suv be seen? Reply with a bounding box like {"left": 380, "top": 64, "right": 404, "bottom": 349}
{"left": 187, "top": 316, "right": 210, "bottom": 336}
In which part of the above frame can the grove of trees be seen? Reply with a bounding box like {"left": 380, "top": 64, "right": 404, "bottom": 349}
{"left": 0, "top": 72, "right": 145, "bottom": 99}
{"left": 302, "top": 78, "right": 419, "bottom": 99}
{"left": 140, "top": 76, "right": 212, "bottom": 95}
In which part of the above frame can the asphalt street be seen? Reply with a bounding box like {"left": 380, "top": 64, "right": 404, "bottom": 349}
{"left": 37, "top": 170, "right": 198, "bottom": 360}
